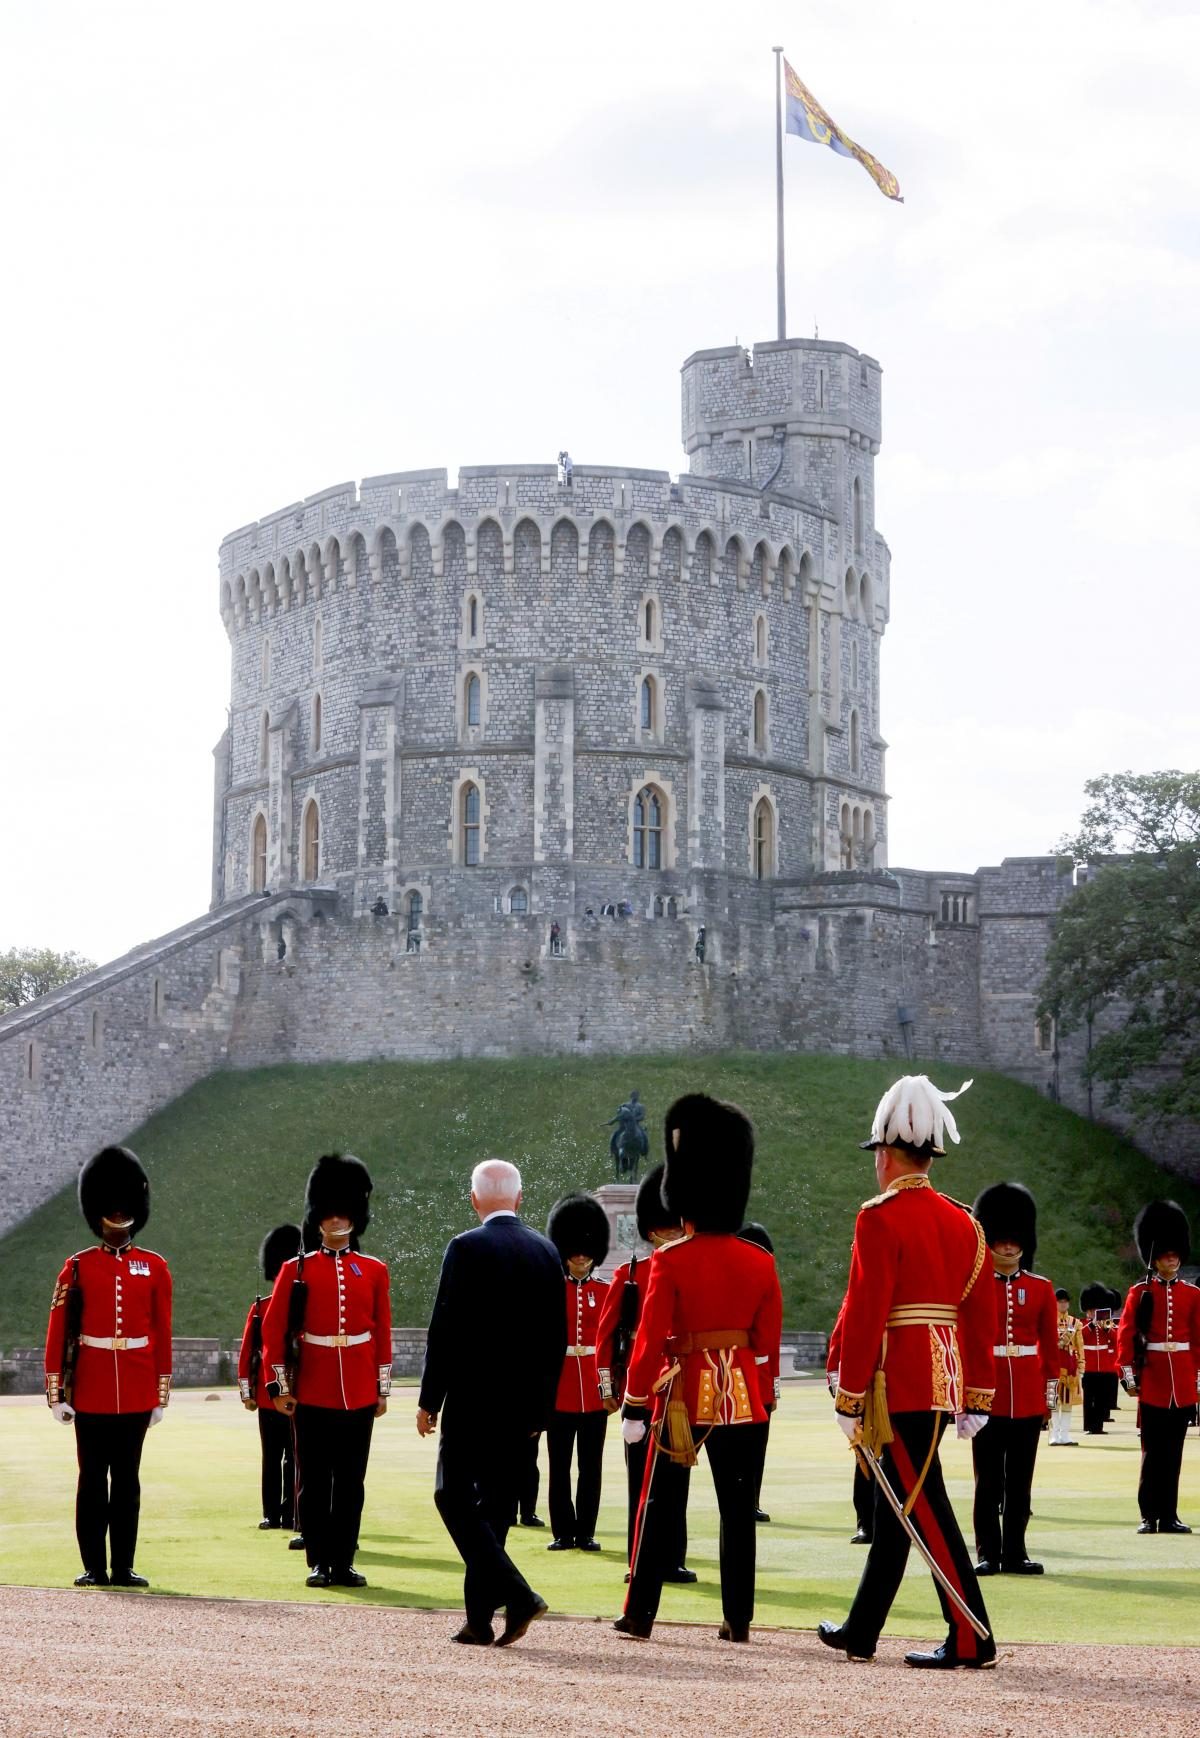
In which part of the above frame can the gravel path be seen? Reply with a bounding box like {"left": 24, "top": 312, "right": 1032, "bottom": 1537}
{"left": 1, "top": 1586, "right": 1196, "bottom": 1737}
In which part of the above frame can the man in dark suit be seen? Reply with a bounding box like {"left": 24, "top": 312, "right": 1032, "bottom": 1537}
{"left": 417, "top": 1158, "right": 566, "bottom": 1647}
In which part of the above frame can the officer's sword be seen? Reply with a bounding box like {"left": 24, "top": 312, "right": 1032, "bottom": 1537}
{"left": 856, "top": 1442, "right": 991, "bottom": 1642}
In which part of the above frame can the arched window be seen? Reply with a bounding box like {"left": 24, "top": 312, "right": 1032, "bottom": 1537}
{"left": 853, "top": 477, "right": 863, "bottom": 556}
{"left": 302, "top": 800, "right": 320, "bottom": 881}
{"left": 406, "top": 890, "right": 422, "bottom": 931}
{"left": 863, "top": 809, "right": 875, "bottom": 868}
{"left": 752, "top": 689, "right": 767, "bottom": 751}
{"left": 261, "top": 635, "right": 271, "bottom": 686}
{"left": 755, "top": 615, "right": 767, "bottom": 664}
{"left": 633, "top": 786, "right": 663, "bottom": 869}
{"left": 644, "top": 599, "right": 655, "bottom": 642}
{"left": 640, "top": 676, "right": 655, "bottom": 732}
{"left": 465, "top": 673, "right": 481, "bottom": 728}
{"left": 509, "top": 886, "right": 528, "bottom": 914}
{"left": 251, "top": 813, "right": 267, "bottom": 893}
{"left": 313, "top": 616, "right": 323, "bottom": 673}
{"left": 312, "top": 693, "right": 322, "bottom": 754}
{"left": 259, "top": 711, "right": 270, "bottom": 772}
{"left": 849, "top": 709, "right": 860, "bottom": 773}
{"left": 469, "top": 595, "right": 478, "bottom": 639}
{"left": 840, "top": 802, "right": 853, "bottom": 870}
{"left": 844, "top": 570, "right": 856, "bottom": 619}
{"left": 754, "top": 799, "right": 774, "bottom": 880}
{"left": 461, "top": 783, "right": 481, "bottom": 865}
{"left": 850, "top": 641, "right": 859, "bottom": 688}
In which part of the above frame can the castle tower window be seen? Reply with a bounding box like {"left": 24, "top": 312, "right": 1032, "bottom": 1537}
{"left": 853, "top": 477, "right": 863, "bottom": 556}
{"left": 850, "top": 640, "right": 859, "bottom": 688}
{"left": 261, "top": 635, "right": 271, "bottom": 687}
{"left": 89, "top": 1008, "right": 101, "bottom": 1050}
{"left": 313, "top": 616, "right": 323, "bottom": 673}
{"left": 406, "top": 890, "right": 422, "bottom": 931}
{"left": 312, "top": 692, "right": 322, "bottom": 755}
{"left": 469, "top": 595, "right": 478, "bottom": 640}
{"left": 1034, "top": 1015, "right": 1056, "bottom": 1054}
{"left": 462, "top": 783, "right": 481, "bottom": 866}
{"left": 509, "top": 886, "right": 528, "bottom": 915}
{"left": 640, "top": 676, "right": 655, "bottom": 732}
{"left": 863, "top": 808, "right": 875, "bottom": 868}
{"left": 645, "top": 599, "right": 655, "bottom": 642}
{"left": 754, "top": 798, "right": 775, "bottom": 880}
{"left": 752, "top": 689, "right": 767, "bottom": 752}
{"left": 466, "top": 673, "right": 481, "bottom": 729}
{"left": 633, "top": 786, "right": 663, "bottom": 870}
{"left": 840, "top": 802, "right": 853, "bottom": 871}
{"left": 259, "top": 711, "right": 270, "bottom": 773}
{"left": 251, "top": 813, "right": 267, "bottom": 894}
{"left": 755, "top": 615, "right": 767, "bottom": 665}
{"left": 302, "top": 799, "right": 320, "bottom": 882}
{"left": 849, "top": 709, "right": 860, "bottom": 773}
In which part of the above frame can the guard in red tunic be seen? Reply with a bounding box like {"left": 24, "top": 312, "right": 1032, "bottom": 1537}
{"left": 1079, "top": 1281, "right": 1119, "bottom": 1435}
{"left": 238, "top": 1223, "right": 302, "bottom": 1531}
{"left": 262, "top": 1154, "right": 392, "bottom": 1587}
{"left": 1117, "top": 1200, "right": 1200, "bottom": 1535}
{"left": 818, "top": 1075, "right": 996, "bottom": 1670}
{"left": 44, "top": 1146, "right": 173, "bottom": 1589}
{"left": 738, "top": 1222, "right": 781, "bottom": 1523}
{"left": 545, "top": 1193, "right": 610, "bottom": 1553}
{"left": 969, "top": 1182, "right": 1057, "bottom": 1576}
{"left": 615, "top": 1094, "right": 783, "bottom": 1644}
{"left": 595, "top": 1163, "right": 694, "bottom": 1580}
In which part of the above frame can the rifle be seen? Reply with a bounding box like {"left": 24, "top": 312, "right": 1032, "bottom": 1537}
{"left": 285, "top": 1248, "right": 308, "bottom": 1392}
{"left": 247, "top": 1295, "right": 264, "bottom": 1394}
{"left": 612, "top": 1254, "right": 641, "bottom": 1394}
{"left": 61, "top": 1257, "right": 84, "bottom": 1408}
{"left": 1132, "top": 1282, "right": 1154, "bottom": 1391}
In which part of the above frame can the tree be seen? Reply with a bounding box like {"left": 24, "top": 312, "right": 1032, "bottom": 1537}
{"left": 0, "top": 946, "right": 96, "bottom": 1013}
{"left": 1039, "top": 771, "right": 1200, "bottom": 1126}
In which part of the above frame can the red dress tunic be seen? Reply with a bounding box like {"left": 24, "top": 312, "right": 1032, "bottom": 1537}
{"left": 988, "top": 1271, "right": 1058, "bottom": 1419}
{"left": 262, "top": 1247, "right": 393, "bottom": 1410}
{"left": 554, "top": 1274, "right": 608, "bottom": 1413}
{"left": 1081, "top": 1315, "right": 1119, "bottom": 1375}
{"left": 237, "top": 1297, "right": 272, "bottom": 1406}
{"left": 45, "top": 1244, "right": 173, "bottom": 1414}
{"left": 1117, "top": 1277, "right": 1200, "bottom": 1408}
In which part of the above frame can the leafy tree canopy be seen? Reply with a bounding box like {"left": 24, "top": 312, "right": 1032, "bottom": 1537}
{"left": 1039, "top": 771, "right": 1200, "bottom": 1125}
{"left": 0, "top": 946, "right": 96, "bottom": 1013}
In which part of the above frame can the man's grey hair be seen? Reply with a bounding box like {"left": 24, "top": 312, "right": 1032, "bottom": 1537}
{"left": 471, "top": 1158, "right": 522, "bottom": 1208}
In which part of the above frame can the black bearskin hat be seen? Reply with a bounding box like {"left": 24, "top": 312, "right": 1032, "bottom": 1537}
{"left": 259, "top": 1223, "right": 302, "bottom": 1284}
{"left": 547, "top": 1192, "right": 610, "bottom": 1267}
{"left": 78, "top": 1146, "right": 150, "bottom": 1239}
{"left": 662, "top": 1093, "right": 754, "bottom": 1235}
{"left": 1080, "top": 1281, "right": 1109, "bottom": 1313}
{"left": 635, "top": 1164, "right": 678, "bottom": 1242}
{"left": 304, "top": 1153, "right": 373, "bottom": 1237}
{"left": 1133, "top": 1200, "right": 1191, "bottom": 1268}
{"left": 739, "top": 1221, "right": 775, "bottom": 1256}
{"left": 973, "top": 1181, "right": 1037, "bottom": 1268}
{"left": 1104, "top": 1286, "right": 1123, "bottom": 1312}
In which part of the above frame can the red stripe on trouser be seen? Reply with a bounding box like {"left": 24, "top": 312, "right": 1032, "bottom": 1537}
{"left": 889, "top": 1428, "right": 978, "bottom": 1659}
{"left": 623, "top": 1413, "right": 661, "bottom": 1615}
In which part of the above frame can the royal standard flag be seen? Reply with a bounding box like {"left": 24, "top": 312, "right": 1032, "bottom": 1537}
{"left": 784, "top": 60, "right": 902, "bottom": 202}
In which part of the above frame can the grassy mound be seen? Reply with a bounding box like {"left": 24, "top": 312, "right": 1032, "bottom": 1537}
{"left": 2, "top": 1053, "right": 1196, "bottom": 1348}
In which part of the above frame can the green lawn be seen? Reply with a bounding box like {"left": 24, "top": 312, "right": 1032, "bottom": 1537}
{"left": 2, "top": 1054, "right": 1196, "bottom": 1348}
{"left": 2, "top": 1383, "right": 1196, "bottom": 1645}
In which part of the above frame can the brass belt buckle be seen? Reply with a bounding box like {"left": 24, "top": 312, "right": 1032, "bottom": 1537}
{"left": 111, "top": 1338, "right": 127, "bottom": 1351}
{"left": 334, "top": 1334, "right": 348, "bottom": 1347}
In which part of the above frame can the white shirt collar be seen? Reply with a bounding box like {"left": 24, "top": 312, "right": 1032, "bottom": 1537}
{"left": 482, "top": 1208, "right": 518, "bottom": 1223}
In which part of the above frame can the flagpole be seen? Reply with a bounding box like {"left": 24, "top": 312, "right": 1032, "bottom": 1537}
{"left": 773, "top": 45, "right": 786, "bottom": 340}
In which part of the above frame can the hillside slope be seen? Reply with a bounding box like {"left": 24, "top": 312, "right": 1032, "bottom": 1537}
{"left": 2, "top": 1054, "right": 1196, "bottom": 1348}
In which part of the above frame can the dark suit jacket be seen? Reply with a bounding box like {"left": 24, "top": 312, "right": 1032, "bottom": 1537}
{"left": 419, "top": 1214, "right": 566, "bottom": 1434}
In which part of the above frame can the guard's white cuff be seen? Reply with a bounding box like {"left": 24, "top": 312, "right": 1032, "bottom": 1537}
{"left": 237, "top": 1378, "right": 251, "bottom": 1401}
{"left": 378, "top": 1365, "right": 393, "bottom": 1399}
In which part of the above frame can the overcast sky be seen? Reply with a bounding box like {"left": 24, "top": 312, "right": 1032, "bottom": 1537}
{"left": 2, "top": 0, "right": 1196, "bottom": 967}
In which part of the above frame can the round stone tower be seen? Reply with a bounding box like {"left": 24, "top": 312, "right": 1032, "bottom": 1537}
{"left": 212, "top": 336, "right": 889, "bottom": 932}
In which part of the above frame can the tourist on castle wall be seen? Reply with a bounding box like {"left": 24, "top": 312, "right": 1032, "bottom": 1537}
{"left": 238, "top": 1223, "right": 302, "bottom": 1533}
{"left": 43, "top": 1144, "right": 173, "bottom": 1589}
{"left": 545, "top": 1193, "right": 611, "bottom": 1553}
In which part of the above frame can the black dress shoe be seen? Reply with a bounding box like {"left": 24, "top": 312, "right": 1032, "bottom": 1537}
{"left": 1002, "top": 1559, "right": 1044, "bottom": 1575}
{"left": 577, "top": 1537, "right": 601, "bottom": 1553}
{"left": 258, "top": 1518, "right": 282, "bottom": 1530}
{"left": 754, "top": 1508, "right": 771, "bottom": 1523}
{"left": 718, "top": 1620, "right": 750, "bottom": 1642}
{"left": 547, "top": 1536, "right": 575, "bottom": 1551}
{"left": 331, "top": 1567, "right": 367, "bottom": 1587}
{"left": 288, "top": 1535, "right": 306, "bottom": 1550}
{"left": 1160, "top": 1519, "right": 1192, "bottom": 1534}
{"left": 816, "top": 1620, "right": 874, "bottom": 1662}
{"left": 306, "top": 1569, "right": 332, "bottom": 1588}
{"left": 850, "top": 1527, "right": 872, "bottom": 1545}
{"left": 496, "top": 1595, "right": 548, "bottom": 1647}
{"left": 612, "top": 1613, "right": 652, "bottom": 1640}
{"left": 974, "top": 1560, "right": 1000, "bottom": 1577}
{"left": 1136, "top": 1519, "right": 1158, "bottom": 1534}
{"left": 73, "top": 1571, "right": 109, "bottom": 1588}
{"left": 110, "top": 1569, "right": 149, "bottom": 1588}
{"left": 520, "top": 1513, "right": 547, "bottom": 1528}
{"left": 452, "top": 1623, "right": 494, "bottom": 1645}
{"left": 663, "top": 1566, "right": 698, "bottom": 1584}
{"left": 904, "top": 1644, "right": 996, "bottom": 1670}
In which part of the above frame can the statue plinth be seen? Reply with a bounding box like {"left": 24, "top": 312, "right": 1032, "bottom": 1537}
{"left": 593, "top": 1181, "right": 648, "bottom": 1282}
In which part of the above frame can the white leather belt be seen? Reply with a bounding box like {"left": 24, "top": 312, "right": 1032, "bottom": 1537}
{"left": 302, "top": 1332, "right": 371, "bottom": 1348}
{"left": 1146, "top": 1341, "right": 1191, "bottom": 1352}
{"left": 566, "top": 1345, "right": 597, "bottom": 1357}
{"left": 993, "top": 1344, "right": 1038, "bottom": 1358}
{"left": 80, "top": 1334, "right": 149, "bottom": 1351}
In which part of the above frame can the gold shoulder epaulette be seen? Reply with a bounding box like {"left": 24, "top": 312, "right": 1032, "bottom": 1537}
{"left": 859, "top": 1189, "right": 902, "bottom": 1210}
{"left": 657, "top": 1233, "right": 694, "bottom": 1256}
{"left": 942, "top": 1195, "right": 974, "bottom": 1215}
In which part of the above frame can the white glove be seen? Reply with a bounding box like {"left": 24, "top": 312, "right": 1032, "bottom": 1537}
{"left": 149, "top": 1406, "right": 165, "bottom": 1428}
{"left": 955, "top": 1412, "right": 987, "bottom": 1440}
{"left": 837, "top": 1413, "right": 862, "bottom": 1443}
{"left": 827, "top": 1367, "right": 839, "bottom": 1397}
{"left": 51, "top": 1402, "right": 75, "bottom": 1424}
{"left": 622, "top": 1419, "right": 647, "bottom": 1445}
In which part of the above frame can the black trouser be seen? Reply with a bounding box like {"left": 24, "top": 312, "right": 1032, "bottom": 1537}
{"left": 624, "top": 1428, "right": 689, "bottom": 1565}
{"left": 434, "top": 1422, "right": 539, "bottom": 1633}
{"left": 547, "top": 1409, "right": 607, "bottom": 1542}
{"left": 258, "top": 1405, "right": 296, "bottom": 1527}
{"left": 751, "top": 1414, "right": 772, "bottom": 1510}
{"left": 73, "top": 1410, "right": 152, "bottom": 1577}
{"left": 1082, "top": 1372, "right": 1118, "bottom": 1435}
{"left": 519, "top": 1432, "right": 540, "bottom": 1520}
{"left": 845, "top": 1412, "right": 993, "bottom": 1662}
{"left": 1138, "top": 1401, "right": 1193, "bottom": 1523}
{"left": 626, "top": 1424, "right": 764, "bottom": 1631}
{"left": 852, "top": 1460, "right": 874, "bottom": 1537}
{"left": 972, "top": 1412, "right": 1042, "bottom": 1568}
{"left": 293, "top": 1403, "right": 375, "bottom": 1572}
